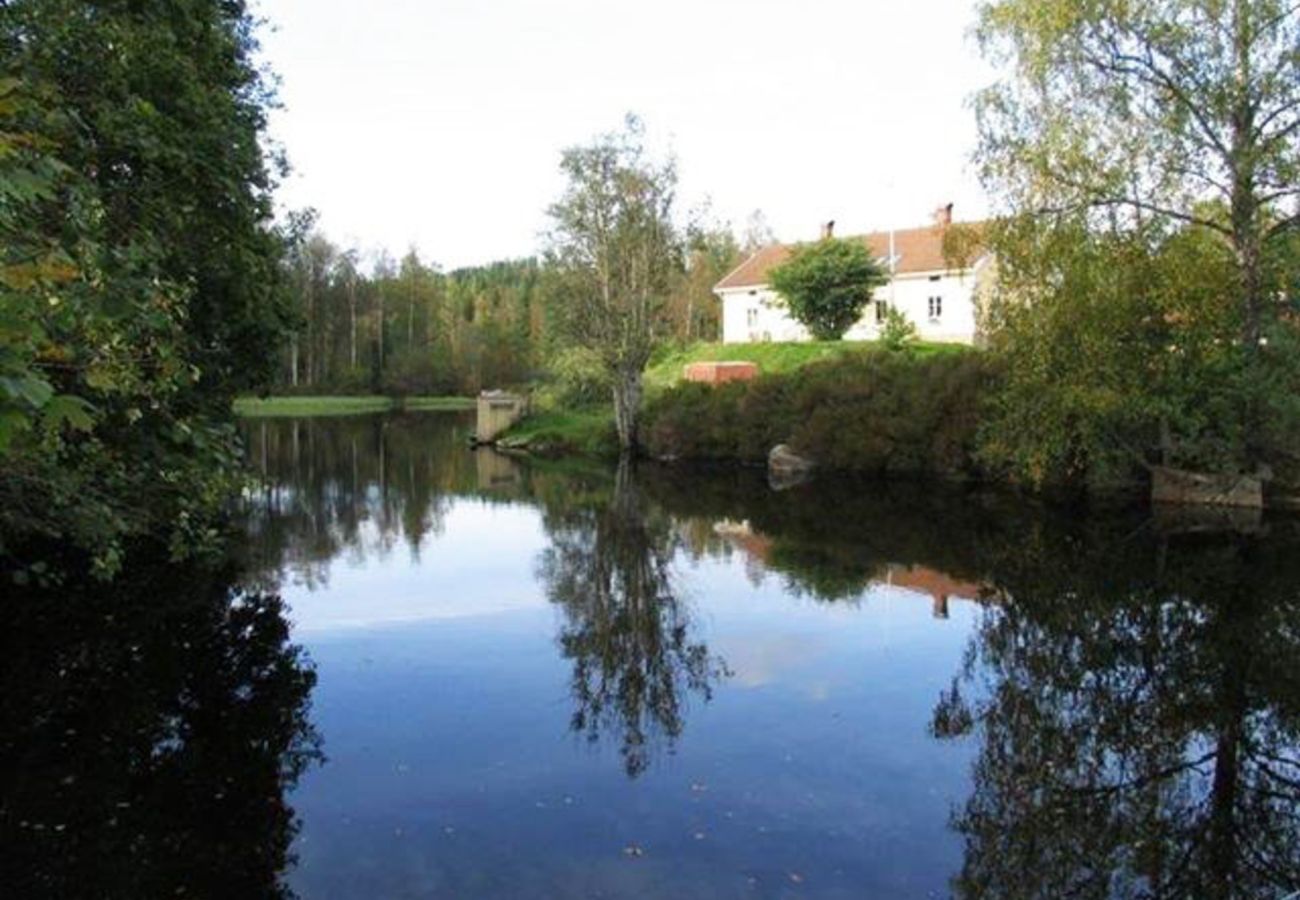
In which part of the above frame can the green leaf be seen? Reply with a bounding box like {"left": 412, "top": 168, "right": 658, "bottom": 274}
{"left": 43, "top": 394, "right": 97, "bottom": 431}
{"left": 0, "top": 374, "right": 54, "bottom": 409}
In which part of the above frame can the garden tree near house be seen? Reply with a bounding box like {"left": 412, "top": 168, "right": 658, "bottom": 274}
{"left": 545, "top": 116, "right": 679, "bottom": 452}
{"left": 878, "top": 306, "right": 919, "bottom": 352}
{"left": 974, "top": 0, "right": 1300, "bottom": 480}
{"left": 768, "top": 237, "right": 888, "bottom": 340}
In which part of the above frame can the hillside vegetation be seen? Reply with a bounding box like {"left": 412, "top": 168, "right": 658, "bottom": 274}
{"left": 643, "top": 350, "right": 999, "bottom": 477}
{"left": 508, "top": 340, "right": 980, "bottom": 460}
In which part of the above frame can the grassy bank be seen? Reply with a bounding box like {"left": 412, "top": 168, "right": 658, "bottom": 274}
{"left": 501, "top": 339, "right": 977, "bottom": 457}
{"left": 495, "top": 408, "right": 618, "bottom": 456}
{"left": 233, "top": 395, "right": 474, "bottom": 417}
{"left": 644, "top": 339, "right": 966, "bottom": 391}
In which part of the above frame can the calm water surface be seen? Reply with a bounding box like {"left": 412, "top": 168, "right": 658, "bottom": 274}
{"left": 6, "top": 411, "right": 1300, "bottom": 899}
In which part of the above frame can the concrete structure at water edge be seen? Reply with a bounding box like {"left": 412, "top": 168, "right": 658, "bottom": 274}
{"left": 474, "top": 390, "right": 527, "bottom": 444}
{"left": 475, "top": 447, "right": 523, "bottom": 491}
{"left": 1151, "top": 466, "right": 1264, "bottom": 509}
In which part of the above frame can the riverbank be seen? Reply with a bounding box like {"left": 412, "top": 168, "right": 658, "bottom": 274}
{"left": 499, "top": 340, "right": 976, "bottom": 459}
{"left": 494, "top": 408, "right": 619, "bottom": 456}
{"left": 500, "top": 344, "right": 993, "bottom": 470}
{"left": 233, "top": 395, "right": 475, "bottom": 417}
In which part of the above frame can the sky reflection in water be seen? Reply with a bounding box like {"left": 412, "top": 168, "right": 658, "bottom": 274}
{"left": 4, "top": 411, "right": 1297, "bottom": 899}
{"left": 250, "top": 413, "right": 978, "bottom": 898}
{"left": 239, "top": 412, "right": 1300, "bottom": 899}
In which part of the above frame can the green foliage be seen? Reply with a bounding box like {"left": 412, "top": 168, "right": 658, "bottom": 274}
{"left": 276, "top": 242, "right": 543, "bottom": 396}
{"left": 544, "top": 346, "right": 613, "bottom": 408}
{"left": 977, "top": 216, "right": 1300, "bottom": 491}
{"left": 665, "top": 206, "right": 741, "bottom": 342}
{"left": 768, "top": 238, "right": 887, "bottom": 340}
{"left": 974, "top": 0, "right": 1300, "bottom": 479}
{"left": 0, "top": 1, "right": 293, "bottom": 574}
{"left": 498, "top": 408, "right": 620, "bottom": 457}
{"left": 545, "top": 115, "right": 680, "bottom": 450}
{"left": 878, "top": 307, "right": 919, "bottom": 352}
{"left": 642, "top": 351, "right": 1000, "bottom": 477}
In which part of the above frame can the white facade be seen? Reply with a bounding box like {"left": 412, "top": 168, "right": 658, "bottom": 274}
{"left": 717, "top": 259, "right": 989, "bottom": 345}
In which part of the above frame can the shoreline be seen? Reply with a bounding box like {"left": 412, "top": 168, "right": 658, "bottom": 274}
{"left": 233, "top": 395, "right": 475, "bottom": 417}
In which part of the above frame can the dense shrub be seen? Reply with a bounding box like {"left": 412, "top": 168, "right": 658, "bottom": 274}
{"left": 642, "top": 351, "right": 1001, "bottom": 479}
{"left": 546, "top": 346, "right": 614, "bottom": 407}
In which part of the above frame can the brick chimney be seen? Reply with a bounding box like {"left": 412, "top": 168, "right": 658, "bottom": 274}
{"left": 933, "top": 203, "right": 954, "bottom": 227}
{"left": 820, "top": 220, "right": 835, "bottom": 240}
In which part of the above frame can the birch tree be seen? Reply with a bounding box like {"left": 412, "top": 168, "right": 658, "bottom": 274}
{"left": 546, "top": 116, "right": 679, "bottom": 452}
{"left": 976, "top": 0, "right": 1300, "bottom": 473}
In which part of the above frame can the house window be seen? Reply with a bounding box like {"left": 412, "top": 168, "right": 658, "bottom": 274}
{"left": 746, "top": 308, "right": 759, "bottom": 329}
{"left": 875, "top": 300, "right": 889, "bottom": 324}
{"left": 928, "top": 295, "right": 943, "bottom": 320}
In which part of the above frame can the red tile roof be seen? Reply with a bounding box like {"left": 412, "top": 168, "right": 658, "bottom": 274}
{"left": 715, "top": 223, "right": 985, "bottom": 291}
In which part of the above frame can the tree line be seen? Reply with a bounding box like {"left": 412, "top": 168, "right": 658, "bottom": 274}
{"left": 273, "top": 198, "right": 750, "bottom": 398}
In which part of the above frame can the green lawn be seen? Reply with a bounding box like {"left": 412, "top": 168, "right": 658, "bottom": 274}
{"left": 644, "top": 339, "right": 968, "bottom": 391}
{"left": 495, "top": 407, "right": 618, "bottom": 456}
{"left": 233, "top": 395, "right": 474, "bottom": 417}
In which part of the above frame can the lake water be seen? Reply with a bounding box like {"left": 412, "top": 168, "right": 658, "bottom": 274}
{"left": 6, "top": 410, "right": 1300, "bottom": 899}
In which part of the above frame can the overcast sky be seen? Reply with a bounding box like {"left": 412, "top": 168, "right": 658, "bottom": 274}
{"left": 256, "top": 0, "right": 994, "bottom": 269}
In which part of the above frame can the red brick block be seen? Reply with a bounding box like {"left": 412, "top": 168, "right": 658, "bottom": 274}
{"left": 683, "top": 361, "right": 759, "bottom": 385}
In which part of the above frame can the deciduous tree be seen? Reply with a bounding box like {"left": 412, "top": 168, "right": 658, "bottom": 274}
{"left": 545, "top": 116, "right": 679, "bottom": 452}
{"left": 975, "top": 0, "right": 1300, "bottom": 473}
{"left": 0, "top": 0, "right": 294, "bottom": 573}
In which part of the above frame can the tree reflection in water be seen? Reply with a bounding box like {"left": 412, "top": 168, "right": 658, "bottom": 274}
{"left": 537, "top": 459, "right": 728, "bottom": 777}
{"left": 232, "top": 413, "right": 1300, "bottom": 889}
{"left": 0, "top": 553, "right": 322, "bottom": 899}
{"left": 932, "top": 524, "right": 1300, "bottom": 900}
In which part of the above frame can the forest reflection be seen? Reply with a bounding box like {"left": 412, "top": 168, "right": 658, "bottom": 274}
{"left": 238, "top": 413, "right": 1300, "bottom": 895}
{"left": 237, "top": 412, "right": 1004, "bottom": 610}
{"left": 932, "top": 521, "right": 1300, "bottom": 900}
{"left": 0, "top": 552, "right": 321, "bottom": 899}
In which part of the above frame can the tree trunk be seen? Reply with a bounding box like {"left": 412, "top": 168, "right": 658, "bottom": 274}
{"left": 304, "top": 280, "right": 314, "bottom": 387}
{"left": 349, "top": 278, "right": 358, "bottom": 370}
{"left": 612, "top": 367, "right": 643, "bottom": 453}
{"left": 1229, "top": 0, "right": 1264, "bottom": 466}
{"left": 289, "top": 335, "right": 299, "bottom": 388}
{"left": 377, "top": 293, "right": 385, "bottom": 372}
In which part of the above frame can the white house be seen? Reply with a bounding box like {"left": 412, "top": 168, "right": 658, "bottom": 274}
{"left": 714, "top": 214, "right": 992, "bottom": 345}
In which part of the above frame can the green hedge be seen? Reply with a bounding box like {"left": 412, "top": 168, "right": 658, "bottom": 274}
{"left": 641, "top": 351, "right": 1002, "bottom": 478}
